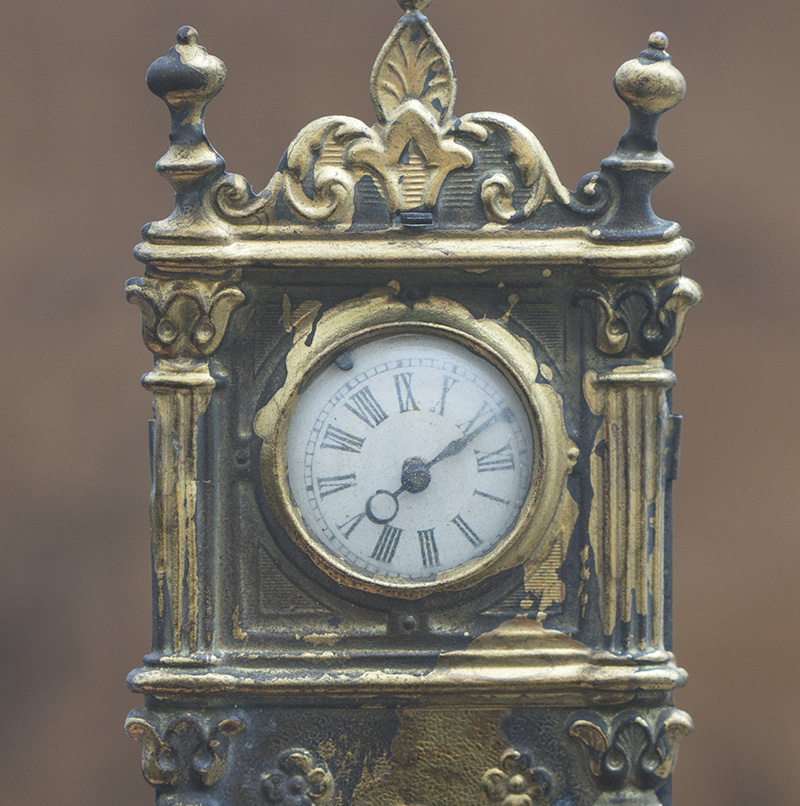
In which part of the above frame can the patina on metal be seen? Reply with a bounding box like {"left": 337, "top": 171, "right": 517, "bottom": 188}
{"left": 126, "top": 3, "right": 700, "bottom": 805}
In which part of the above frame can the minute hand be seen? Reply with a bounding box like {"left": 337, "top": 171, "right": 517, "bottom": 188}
{"left": 426, "top": 411, "right": 500, "bottom": 469}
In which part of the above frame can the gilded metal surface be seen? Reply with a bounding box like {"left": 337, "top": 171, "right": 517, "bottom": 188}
{"left": 127, "top": 3, "right": 700, "bottom": 805}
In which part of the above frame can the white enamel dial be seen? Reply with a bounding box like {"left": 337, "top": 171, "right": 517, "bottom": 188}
{"left": 286, "top": 333, "right": 535, "bottom": 584}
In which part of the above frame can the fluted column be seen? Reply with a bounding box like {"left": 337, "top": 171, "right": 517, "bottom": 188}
{"left": 127, "top": 276, "right": 244, "bottom": 661}
{"left": 584, "top": 365, "right": 675, "bottom": 655}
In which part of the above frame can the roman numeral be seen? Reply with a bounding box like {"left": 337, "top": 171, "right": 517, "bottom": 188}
{"left": 436, "top": 376, "right": 459, "bottom": 416}
{"left": 317, "top": 473, "right": 357, "bottom": 498}
{"left": 475, "top": 442, "right": 515, "bottom": 473}
{"left": 452, "top": 514, "right": 482, "bottom": 547}
{"left": 474, "top": 489, "right": 511, "bottom": 505}
{"left": 345, "top": 386, "right": 389, "bottom": 429}
{"left": 371, "top": 525, "right": 404, "bottom": 564}
{"left": 458, "top": 400, "right": 496, "bottom": 437}
{"left": 337, "top": 511, "right": 367, "bottom": 539}
{"left": 321, "top": 424, "right": 365, "bottom": 454}
{"left": 418, "top": 529, "right": 440, "bottom": 567}
{"left": 394, "top": 372, "right": 420, "bottom": 413}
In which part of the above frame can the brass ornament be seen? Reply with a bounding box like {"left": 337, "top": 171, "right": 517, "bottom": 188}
{"left": 576, "top": 277, "right": 703, "bottom": 357}
{"left": 482, "top": 749, "right": 552, "bottom": 806}
{"left": 125, "top": 711, "right": 245, "bottom": 790}
{"left": 262, "top": 750, "right": 334, "bottom": 806}
{"left": 568, "top": 709, "right": 693, "bottom": 805}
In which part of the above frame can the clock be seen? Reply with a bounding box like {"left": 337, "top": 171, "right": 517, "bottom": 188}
{"left": 254, "top": 290, "right": 577, "bottom": 600}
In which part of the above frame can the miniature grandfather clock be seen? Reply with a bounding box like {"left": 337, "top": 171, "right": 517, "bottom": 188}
{"left": 126, "top": 3, "right": 701, "bottom": 804}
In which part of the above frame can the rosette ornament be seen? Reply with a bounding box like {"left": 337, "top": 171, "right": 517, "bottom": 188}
{"left": 482, "top": 749, "right": 552, "bottom": 806}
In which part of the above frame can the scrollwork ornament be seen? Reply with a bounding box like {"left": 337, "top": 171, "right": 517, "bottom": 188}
{"left": 262, "top": 749, "right": 334, "bottom": 806}
{"left": 568, "top": 709, "right": 692, "bottom": 805}
{"left": 458, "top": 113, "right": 571, "bottom": 224}
{"left": 576, "top": 276, "right": 702, "bottom": 357}
{"left": 125, "top": 711, "right": 245, "bottom": 791}
{"left": 482, "top": 749, "right": 552, "bottom": 806}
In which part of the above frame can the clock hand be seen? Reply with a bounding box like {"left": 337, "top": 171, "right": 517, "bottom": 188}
{"left": 364, "top": 456, "right": 432, "bottom": 524}
{"left": 426, "top": 407, "right": 509, "bottom": 469}
{"left": 362, "top": 406, "right": 509, "bottom": 524}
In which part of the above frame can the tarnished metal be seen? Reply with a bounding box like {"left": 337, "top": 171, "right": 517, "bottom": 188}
{"left": 126, "top": 3, "right": 699, "bottom": 805}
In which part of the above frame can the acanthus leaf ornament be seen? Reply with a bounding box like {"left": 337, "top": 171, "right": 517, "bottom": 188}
{"left": 126, "top": 711, "right": 245, "bottom": 792}
{"left": 576, "top": 276, "right": 702, "bottom": 357}
{"left": 568, "top": 709, "right": 692, "bottom": 804}
{"left": 126, "top": 277, "right": 245, "bottom": 362}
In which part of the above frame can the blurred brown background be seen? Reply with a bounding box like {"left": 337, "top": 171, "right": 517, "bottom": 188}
{"left": 1, "top": 1, "right": 797, "bottom": 804}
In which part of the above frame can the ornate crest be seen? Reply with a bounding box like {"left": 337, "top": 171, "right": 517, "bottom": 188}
{"left": 141, "top": 3, "right": 688, "bottom": 243}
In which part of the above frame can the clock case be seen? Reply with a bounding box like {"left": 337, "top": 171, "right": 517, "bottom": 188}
{"left": 126, "top": 6, "right": 700, "bottom": 806}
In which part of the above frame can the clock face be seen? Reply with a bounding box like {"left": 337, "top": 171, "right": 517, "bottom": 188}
{"left": 285, "top": 332, "right": 536, "bottom": 585}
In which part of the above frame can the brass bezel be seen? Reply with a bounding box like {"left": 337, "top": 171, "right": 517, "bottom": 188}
{"left": 254, "top": 288, "right": 577, "bottom": 600}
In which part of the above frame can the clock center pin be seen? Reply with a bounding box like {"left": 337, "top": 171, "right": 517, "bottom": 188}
{"left": 401, "top": 457, "right": 431, "bottom": 494}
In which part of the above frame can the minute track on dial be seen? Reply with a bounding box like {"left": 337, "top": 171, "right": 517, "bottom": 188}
{"left": 288, "top": 333, "right": 536, "bottom": 583}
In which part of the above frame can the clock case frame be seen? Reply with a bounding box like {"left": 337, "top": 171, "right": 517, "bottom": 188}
{"left": 126, "top": 7, "right": 700, "bottom": 806}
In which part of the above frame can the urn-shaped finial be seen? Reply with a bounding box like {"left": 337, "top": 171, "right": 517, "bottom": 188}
{"left": 142, "top": 27, "right": 231, "bottom": 244}
{"left": 146, "top": 26, "right": 226, "bottom": 108}
{"left": 613, "top": 32, "right": 686, "bottom": 115}
{"left": 593, "top": 32, "right": 686, "bottom": 241}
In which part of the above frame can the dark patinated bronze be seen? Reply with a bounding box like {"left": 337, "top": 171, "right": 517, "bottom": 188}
{"left": 126, "top": 3, "right": 700, "bottom": 805}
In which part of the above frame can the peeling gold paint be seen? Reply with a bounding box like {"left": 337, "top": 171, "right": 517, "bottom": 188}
{"left": 280, "top": 294, "right": 323, "bottom": 343}
{"left": 232, "top": 605, "right": 248, "bottom": 641}
{"left": 519, "top": 484, "right": 577, "bottom": 619}
{"left": 579, "top": 545, "right": 590, "bottom": 619}
{"left": 584, "top": 366, "right": 675, "bottom": 652}
{"left": 303, "top": 633, "right": 343, "bottom": 647}
{"left": 353, "top": 708, "right": 509, "bottom": 806}
{"left": 499, "top": 293, "right": 520, "bottom": 324}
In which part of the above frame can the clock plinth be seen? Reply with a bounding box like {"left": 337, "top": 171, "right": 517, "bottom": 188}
{"left": 127, "top": 7, "right": 698, "bottom": 806}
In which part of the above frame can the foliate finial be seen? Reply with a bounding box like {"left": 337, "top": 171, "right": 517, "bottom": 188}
{"left": 397, "top": 0, "right": 432, "bottom": 12}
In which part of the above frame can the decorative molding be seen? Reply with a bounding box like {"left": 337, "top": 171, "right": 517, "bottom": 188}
{"left": 125, "top": 711, "right": 245, "bottom": 790}
{"left": 126, "top": 277, "right": 245, "bottom": 363}
{"left": 576, "top": 277, "right": 702, "bottom": 357}
{"left": 482, "top": 749, "right": 552, "bottom": 806}
{"left": 262, "top": 749, "right": 334, "bottom": 806}
{"left": 584, "top": 366, "right": 676, "bottom": 655}
{"left": 126, "top": 276, "right": 245, "bottom": 657}
{"left": 458, "top": 112, "right": 571, "bottom": 224}
{"left": 568, "top": 708, "right": 692, "bottom": 805}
